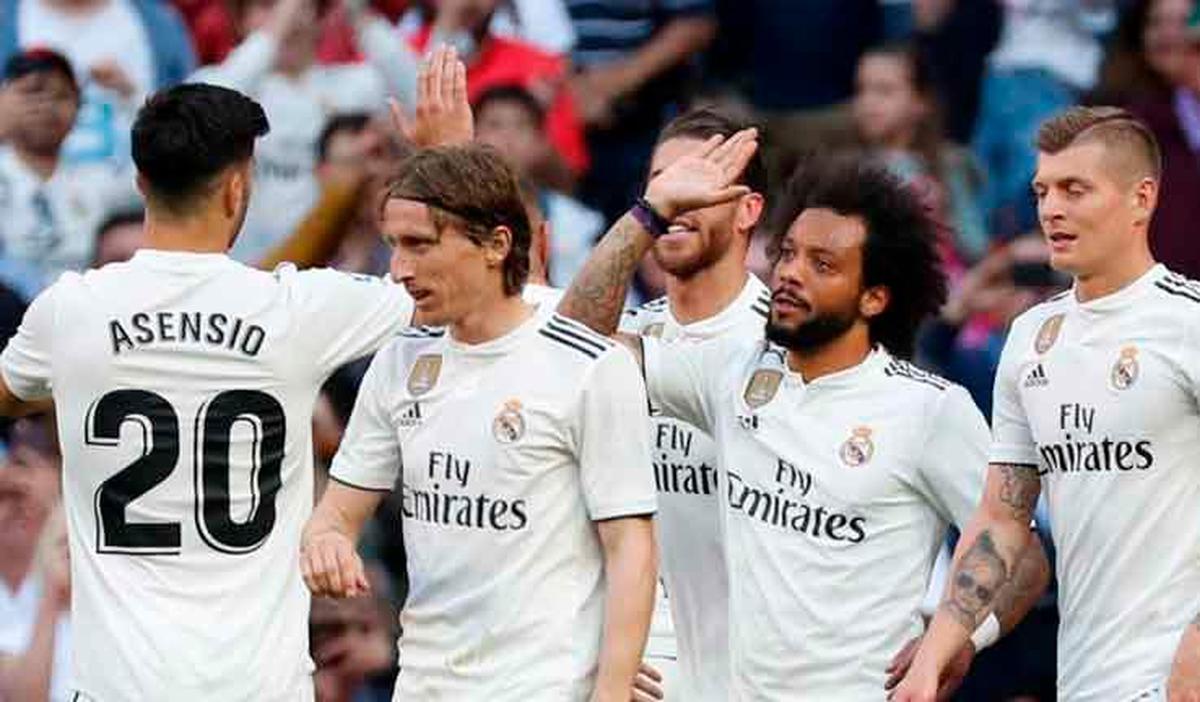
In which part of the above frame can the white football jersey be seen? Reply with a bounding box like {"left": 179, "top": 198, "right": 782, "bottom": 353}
{"left": 991, "top": 264, "right": 1200, "bottom": 702}
{"left": 331, "top": 311, "right": 657, "bottom": 700}
{"left": 642, "top": 338, "right": 989, "bottom": 699}
{"left": 619, "top": 275, "right": 770, "bottom": 700}
{"left": 0, "top": 250, "right": 413, "bottom": 701}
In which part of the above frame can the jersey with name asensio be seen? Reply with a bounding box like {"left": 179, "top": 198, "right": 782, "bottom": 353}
{"left": 618, "top": 275, "right": 770, "bottom": 699}
{"left": 0, "top": 250, "right": 413, "bottom": 702}
{"left": 642, "top": 338, "right": 989, "bottom": 699}
{"left": 331, "top": 312, "right": 656, "bottom": 700}
{"left": 991, "top": 264, "right": 1200, "bottom": 702}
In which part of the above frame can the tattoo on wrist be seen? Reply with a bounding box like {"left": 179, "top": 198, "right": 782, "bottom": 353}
{"left": 943, "top": 530, "right": 1009, "bottom": 631}
{"left": 996, "top": 463, "right": 1040, "bottom": 522}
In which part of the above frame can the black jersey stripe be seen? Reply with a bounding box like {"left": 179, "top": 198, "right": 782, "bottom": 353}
{"left": 539, "top": 329, "right": 602, "bottom": 358}
{"left": 399, "top": 325, "right": 446, "bottom": 338}
{"left": 886, "top": 361, "right": 950, "bottom": 386}
{"left": 1160, "top": 274, "right": 1200, "bottom": 295}
{"left": 884, "top": 367, "right": 949, "bottom": 390}
{"left": 1155, "top": 281, "right": 1200, "bottom": 304}
{"left": 1046, "top": 290, "right": 1071, "bottom": 302}
{"left": 547, "top": 316, "right": 612, "bottom": 352}
{"left": 549, "top": 313, "right": 615, "bottom": 345}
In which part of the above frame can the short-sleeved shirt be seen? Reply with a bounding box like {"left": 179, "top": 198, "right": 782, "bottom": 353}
{"left": 618, "top": 275, "right": 769, "bottom": 700}
{"left": 332, "top": 312, "right": 656, "bottom": 700}
{"left": 991, "top": 264, "right": 1200, "bottom": 702}
{"left": 0, "top": 250, "right": 412, "bottom": 701}
{"left": 642, "top": 338, "right": 989, "bottom": 699}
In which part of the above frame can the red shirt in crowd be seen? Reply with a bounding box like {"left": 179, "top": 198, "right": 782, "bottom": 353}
{"left": 411, "top": 25, "right": 590, "bottom": 176}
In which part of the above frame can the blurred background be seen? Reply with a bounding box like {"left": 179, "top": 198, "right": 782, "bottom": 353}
{"left": 3, "top": 0, "right": 1197, "bottom": 698}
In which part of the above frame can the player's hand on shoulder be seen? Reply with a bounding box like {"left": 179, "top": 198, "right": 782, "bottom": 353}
{"left": 300, "top": 527, "right": 370, "bottom": 599}
{"left": 631, "top": 661, "right": 663, "bottom": 701}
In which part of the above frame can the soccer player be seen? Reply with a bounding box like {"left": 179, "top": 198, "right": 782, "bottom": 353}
{"left": 299, "top": 144, "right": 658, "bottom": 700}
{"left": 0, "top": 83, "right": 415, "bottom": 700}
{"left": 617, "top": 106, "right": 769, "bottom": 701}
{"left": 892, "top": 106, "right": 1200, "bottom": 702}
{"left": 557, "top": 137, "right": 1050, "bottom": 699}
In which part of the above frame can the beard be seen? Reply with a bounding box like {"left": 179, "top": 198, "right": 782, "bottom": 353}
{"left": 764, "top": 306, "right": 859, "bottom": 352}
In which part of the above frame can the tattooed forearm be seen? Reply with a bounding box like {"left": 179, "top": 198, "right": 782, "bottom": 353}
{"left": 557, "top": 213, "right": 654, "bottom": 336}
{"left": 995, "top": 463, "right": 1041, "bottom": 522}
{"left": 988, "top": 534, "right": 1050, "bottom": 633}
{"left": 942, "top": 530, "right": 1009, "bottom": 631}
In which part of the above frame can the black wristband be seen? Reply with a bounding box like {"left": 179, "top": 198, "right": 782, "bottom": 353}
{"left": 631, "top": 197, "right": 671, "bottom": 238}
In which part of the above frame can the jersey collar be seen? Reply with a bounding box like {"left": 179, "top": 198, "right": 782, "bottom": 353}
{"left": 1071, "top": 263, "right": 1164, "bottom": 314}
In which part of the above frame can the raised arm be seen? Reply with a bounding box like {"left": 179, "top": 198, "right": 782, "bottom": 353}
{"left": 556, "top": 129, "right": 759, "bottom": 337}
{"left": 891, "top": 462, "right": 1043, "bottom": 701}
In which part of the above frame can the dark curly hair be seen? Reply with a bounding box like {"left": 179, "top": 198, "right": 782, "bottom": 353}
{"left": 766, "top": 156, "right": 947, "bottom": 359}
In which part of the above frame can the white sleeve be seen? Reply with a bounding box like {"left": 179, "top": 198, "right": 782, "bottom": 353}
{"left": 329, "top": 349, "right": 400, "bottom": 491}
{"left": 190, "top": 32, "right": 277, "bottom": 92}
{"left": 576, "top": 346, "right": 658, "bottom": 521}
{"left": 283, "top": 267, "right": 413, "bottom": 376}
{"left": 912, "top": 385, "right": 991, "bottom": 528}
{"left": 0, "top": 281, "right": 59, "bottom": 401}
{"left": 642, "top": 336, "right": 717, "bottom": 433}
{"left": 989, "top": 329, "right": 1041, "bottom": 467}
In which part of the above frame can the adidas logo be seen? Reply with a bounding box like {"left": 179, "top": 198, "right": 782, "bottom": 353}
{"left": 1024, "top": 364, "right": 1049, "bottom": 388}
{"left": 399, "top": 403, "right": 423, "bottom": 427}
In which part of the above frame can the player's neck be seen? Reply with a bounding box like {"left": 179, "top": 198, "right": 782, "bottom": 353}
{"left": 0, "top": 544, "right": 35, "bottom": 592}
{"left": 13, "top": 143, "right": 60, "bottom": 181}
{"left": 449, "top": 294, "right": 534, "bottom": 345}
{"left": 666, "top": 254, "right": 748, "bottom": 325}
{"left": 785, "top": 324, "right": 873, "bottom": 383}
{"left": 143, "top": 213, "right": 232, "bottom": 254}
{"left": 1074, "top": 246, "right": 1156, "bottom": 303}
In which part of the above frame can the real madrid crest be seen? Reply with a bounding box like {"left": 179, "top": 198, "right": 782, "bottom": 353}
{"left": 1034, "top": 314, "right": 1065, "bottom": 354}
{"left": 493, "top": 399, "right": 526, "bottom": 444}
{"left": 1110, "top": 346, "right": 1139, "bottom": 391}
{"left": 839, "top": 427, "right": 875, "bottom": 467}
{"left": 743, "top": 369, "right": 783, "bottom": 409}
{"left": 407, "top": 354, "right": 442, "bottom": 397}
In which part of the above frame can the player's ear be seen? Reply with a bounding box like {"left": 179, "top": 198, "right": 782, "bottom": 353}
{"left": 222, "top": 166, "right": 244, "bottom": 220}
{"left": 1131, "top": 176, "right": 1158, "bottom": 229}
{"left": 735, "top": 191, "right": 765, "bottom": 235}
{"left": 484, "top": 225, "right": 513, "bottom": 269}
{"left": 860, "top": 285, "right": 889, "bottom": 320}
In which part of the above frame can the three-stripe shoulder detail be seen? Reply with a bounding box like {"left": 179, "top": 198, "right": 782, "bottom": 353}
{"left": 399, "top": 325, "right": 447, "bottom": 339}
{"left": 751, "top": 291, "right": 770, "bottom": 319}
{"left": 1156, "top": 272, "right": 1200, "bottom": 305}
{"left": 883, "top": 359, "right": 950, "bottom": 391}
{"left": 539, "top": 315, "right": 615, "bottom": 359}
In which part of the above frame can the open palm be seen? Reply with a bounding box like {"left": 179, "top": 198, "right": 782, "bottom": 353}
{"left": 644, "top": 129, "right": 759, "bottom": 220}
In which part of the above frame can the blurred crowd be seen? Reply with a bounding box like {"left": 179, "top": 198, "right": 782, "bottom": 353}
{"left": 1, "top": 0, "right": 1198, "bottom": 700}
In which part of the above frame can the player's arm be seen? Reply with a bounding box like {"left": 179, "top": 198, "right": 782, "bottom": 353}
{"left": 0, "top": 508, "right": 68, "bottom": 701}
{"left": 1168, "top": 610, "right": 1200, "bottom": 698}
{"left": 556, "top": 129, "right": 759, "bottom": 340}
{"left": 301, "top": 481, "right": 384, "bottom": 599}
{"left": 890, "top": 463, "right": 1042, "bottom": 702}
{"left": 593, "top": 516, "right": 658, "bottom": 702}
{"left": 0, "top": 376, "right": 49, "bottom": 417}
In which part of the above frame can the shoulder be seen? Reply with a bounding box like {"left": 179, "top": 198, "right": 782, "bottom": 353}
{"left": 880, "top": 356, "right": 954, "bottom": 395}
{"left": 619, "top": 296, "right": 668, "bottom": 334}
{"left": 1149, "top": 268, "right": 1200, "bottom": 310}
{"left": 537, "top": 314, "right": 617, "bottom": 364}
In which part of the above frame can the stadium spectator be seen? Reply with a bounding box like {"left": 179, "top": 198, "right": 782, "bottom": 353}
{"left": 0, "top": 49, "right": 139, "bottom": 298}
{"left": 1096, "top": 0, "right": 1194, "bottom": 104}
{"left": 193, "top": 0, "right": 389, "bottom": 264}
{"left": 91, "top": 208, "right": 146, "bottom": 267}
{"left": 565, "top": 0, "right": 717, "bottom": 225}
{"left": 972, "top": 0, "right": 1116, "bottom": 238}
{"left": 474, "top": 84, "right": 603, "bottom": 286}
{"left": 0, "top": 0, "right": 194, "bottom": 168}
{"left": 310, "top": 577, "right": 396, "bottom": 702}
{"left": 399, "top": 0, "right": 577, "bottom": 54}
{"left": 853, "top": 43, "right": 989, "bottom": 265}
{"left": 0, "top": 416, "right": 70, "bottom": 702}
{"left": 1125, "top": 3, "right": 1200, "bottom": 278}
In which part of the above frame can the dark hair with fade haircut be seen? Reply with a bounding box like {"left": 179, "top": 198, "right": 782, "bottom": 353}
{"left": 317, "top": 112, "right": 371, "bottom": 163}
{"left": 132, "top": 83, "right": 269, "bottom": 214}
{"left": 766, "top": 156, "right": 946, "bottom": 359}
{"left": 473, "top": 84, "right": 546, "bottom": 129}
{"left": 386, "top": 144, "right": 531, "bottom": 296}
{"left": 658, "top": 106, "right": 768, "bottom": 197}
{"left": 1036, "top": 106, "right": 1161, "bottom": 181}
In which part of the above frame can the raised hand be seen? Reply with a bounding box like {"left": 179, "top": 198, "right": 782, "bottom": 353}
{"left": 643, "top": 128, "right": 759, "bottom": 220}
{"left": 391, "top": 45, "right": 472, "bottom": 149}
